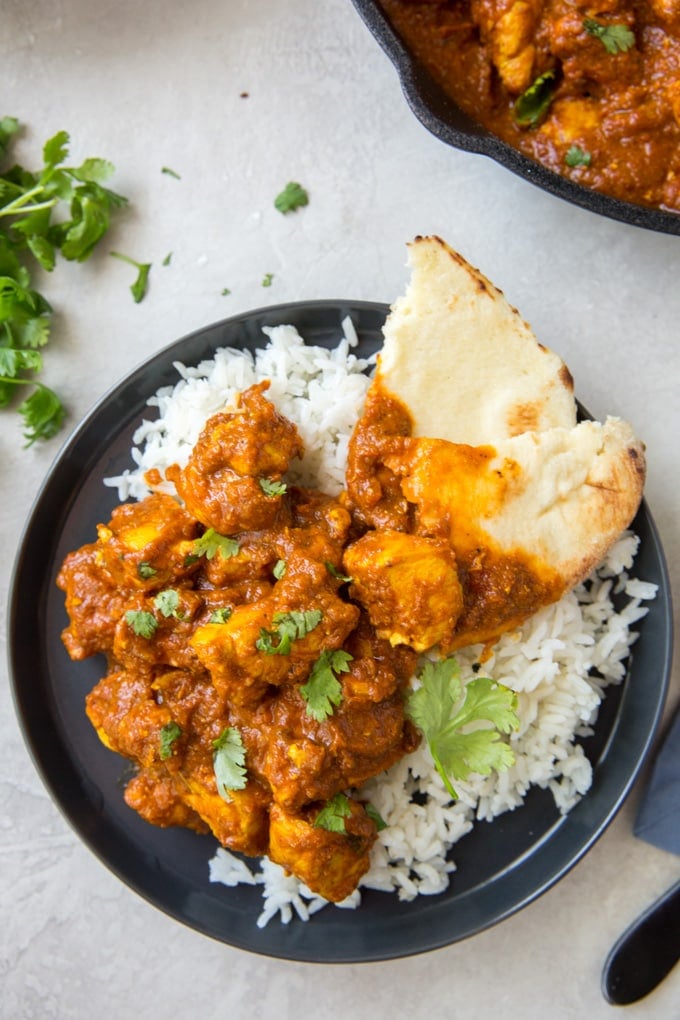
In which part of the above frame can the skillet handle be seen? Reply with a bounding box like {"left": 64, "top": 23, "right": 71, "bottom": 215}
{"left": 602, "top": 877, "right": 680, "bottom": 1005}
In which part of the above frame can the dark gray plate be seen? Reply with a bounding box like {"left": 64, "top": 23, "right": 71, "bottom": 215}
{"left": 351, "top": 0, "right": 680, "bottom": 236}
{"left": 8, "top": 301, "right": 673, "bottom": 962}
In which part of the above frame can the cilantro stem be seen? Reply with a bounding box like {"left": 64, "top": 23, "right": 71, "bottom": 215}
{"left": 0, "top": 185, "right": 57, "bottom": 218}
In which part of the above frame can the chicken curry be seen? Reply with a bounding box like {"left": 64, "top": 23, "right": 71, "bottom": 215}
{"left": 57, "top": 368, "right": 637, "bottom": 902}
{"left": 378, "top": 0, "right": 680, "bottom": 211}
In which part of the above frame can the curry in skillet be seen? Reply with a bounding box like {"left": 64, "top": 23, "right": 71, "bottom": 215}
{"left": 379, "top": 1, "right": 680, "bottom": 211}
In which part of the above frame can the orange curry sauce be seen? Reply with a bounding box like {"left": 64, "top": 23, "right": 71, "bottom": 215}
{"left": 379, "top": 0, "right": 680, "bottom": 211}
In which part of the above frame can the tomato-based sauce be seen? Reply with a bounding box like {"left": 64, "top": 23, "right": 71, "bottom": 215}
{"left": 379, "top": 0, "right": 680, "bottom": 211}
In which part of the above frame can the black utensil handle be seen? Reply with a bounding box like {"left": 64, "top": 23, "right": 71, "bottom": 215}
{"left": 602, "top": 877, "right": 680, "bottom": 1005}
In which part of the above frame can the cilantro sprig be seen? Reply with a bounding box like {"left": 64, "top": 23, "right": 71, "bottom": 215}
{"left": 110, "top": 250, "right": 151, "bottom": 303}
{"left": 314, "top": 792, "right": 352, "bottom": 833}
{"left": 212, "top": 726, "right": 248, "bottom": 801}
{"left": 583, "top": 19, "right": 635, "bottom": 54}
{"left": 186, "top": 528, "right": 240, "bottom": 564}
{"left": 514, "top": 69, "right": 558, "bottom": 127}
{"left": 159, "top": 721, "right": 182, "bottom": 761}
{"left": 125, "top": 609, "right": 158, "bottom": 638}
{"left": 406, "top": 657, "right": 519, "bottom": 799}
{"left": 256, "top": 609, "right": 323, "bottom": 656}
{"left": 300, "top": 648, "right": 353, "bottom": 722}
{"left": 0, "top": 118, "right": 127, "bottom": 442}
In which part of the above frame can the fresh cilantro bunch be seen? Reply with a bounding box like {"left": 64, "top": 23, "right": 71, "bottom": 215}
{"left": 406, "top": 656, "right": 520, "bottom": 799}
{"left": 0, "top": 117, "right": 127, "bottom": 444}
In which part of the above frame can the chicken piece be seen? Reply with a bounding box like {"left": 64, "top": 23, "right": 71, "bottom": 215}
{"left": 124, "top": 766, "right": 210, "bottom": 833}
{"left": 112, "top": 588, "right": 204, "bottom": 672}
{"left": 86, "top": 668, "right": 174, "bottom": 766}
{"left": 268, "top": 799, "right": 377, "bottom": 902}
{"left": 471, "top": 0, "right": 543, "bottom": 94}
{"left": 341, "top": 611, "right": 418, "bottom": 705}
{"left": 188, "top": 528, "right": 280, "bottom": 588}
{"left": 190, "top": 561, "right": 360, "bottom": 706}
{"left": 181, "top": 771, "right": 271, "bottom": 857}
{"left": 95, "top": 492, "right": 201, "bottom": 589}
{"left": 253, "top": 685, "right": 419, "bottom": 814}
{"left": 343, "top": 529, "right": 464, "bottom": 652}
{"left": 57, "top": 542, "right": 130, "bottom": 659}
{"left": 172, "top": 382, "right": 304, "bottom": 534}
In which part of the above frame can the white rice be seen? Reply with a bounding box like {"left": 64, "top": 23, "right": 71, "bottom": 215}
{"left": 105, "top": 323, "right": 656, "bottom": 927}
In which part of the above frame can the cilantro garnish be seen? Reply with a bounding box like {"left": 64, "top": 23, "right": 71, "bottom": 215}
{"left": 161, "top": 166, "right": 181, "bottom": 179}
{"left": 110, "top": 250, "right": 151, "bottom": 303}
{"left": 514, "top": 69, "right": 558, "bottom": 126}
{"left": 255, "top": 609, "right": 323, "bottom": 656}
{"left": 209, "top": 606, "right": 233, "bottom": 624}
{"left": 124, "top": 609, "right": 158, "bottom": 638}
{"left": 261, "top": 272, "right": 274, "bottom": 288}
{"left": 189, "top": 528, "right": 240, "bottom": 562}
{"left": 159, "top": 721, "right": 182, "bottom": 760}
{"left": 406, "top": 657, "right": 519, "bottom": 799}
{"left": 212, "top": 726, "right": 248, "bottom": 801}
{"left": 300, "top": 648, "right": 353, "bottom": 722}
{"left": 274, "top": 181, "right": 309, "bottom": 214}
{"left": 137, "top": 561, "right": 157, "bottom": 580}
{"left": 583, "top": 19, "right": 635, "bottom": 54}
{"left": 162, "top": 252, "right": 172, "bottom": 266}
{"left": 365, "top": 803, "right": 387, "bottom": 831}
{"left": 153, "top": 588, "right": 182, "bottom": 619}
{"left": 259, "top": 477, "right": 287, "bottom": 496}
{"left": 272, "top": 559, "right": 287, "bottom": 580}
{"left": 565, "top": 145, "right": 592, "bottom": 168}
{"left": 0, "top": 119, "right": 127, "bottom": 441}
{"left": 325, "top": 561, "right": 352, "bottom": 583}
{"left": 314, "top": 792, "right": 352, "bottom": 833}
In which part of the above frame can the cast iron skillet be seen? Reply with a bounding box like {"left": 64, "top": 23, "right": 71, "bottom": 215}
{"left": 351, "top": 0, "right": 680, "bottom": 236}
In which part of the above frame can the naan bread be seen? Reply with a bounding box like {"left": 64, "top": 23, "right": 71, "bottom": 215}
{"left": 376, "top": 235, "right": 577, "bottom": 444}
{"left": 386, "top": 417, "right": 645, "bottom": 616}
{"left": 345, "top": 235, "right": 647, "bottom": 652}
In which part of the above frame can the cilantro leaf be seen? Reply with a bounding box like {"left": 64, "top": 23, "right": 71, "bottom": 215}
{"left": 406, "top": 657, "right": 519, "bottom": 799}
{"left": 209, "top": 606, "right": 233, "bottom": 624}
{"left": 255, "top": 609, "right": 323, "bottom": 656}
{"left": 0, "top": 117, "right": 19, "bottom": 155}
{"left": 514, "top": 69, "right": 558, "bottom": 126}
{"left": 17, "top": 383, "right": 65, "bottom": 445}
{"left": 325, "top": 561, "right": 352, "bottom": 583}
{"left": 272, "top": 559, "right": 287, "bottom": 580}
{"left": 365, "top": 803, "right": 387, "bottom": 831}
{"left": 110, "top": 251, "right": 151, "bottom": 302}
{"left": 190, "top": 528, "right": 240, "bottom": 561}
{"left": 153, "top": 588, "right": 182, "bottom": 618}
{"left": 274, "top": 181, "right": 309, "bottom": 214}
{"left": 137, "top": 561, "right": 157, "bottom": 580}
{"left": 124, "top": 609, "right": 158, "bottom": 638}
{"left": 259, "top": 476, "right": 286, "bottom": 496}
{"left": 314, "top": 793, "right": 351, "bottom": 833}
{"left": 261, "top": 272, "right": 273, "bottom": 287}
{"left": 212, "top": 726, "right": 248, "bottom": 801}
{"left": 565, "top": 145, "right": 592, "bottom": 168}
{"left": 583, "top": 19, "right": 635, "bottom": 54}
{"left": 159, "top": 721, "right": 182, "bottom": 761}
{"left": 300, "top": 648, "right": 352, "bottom": 721}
